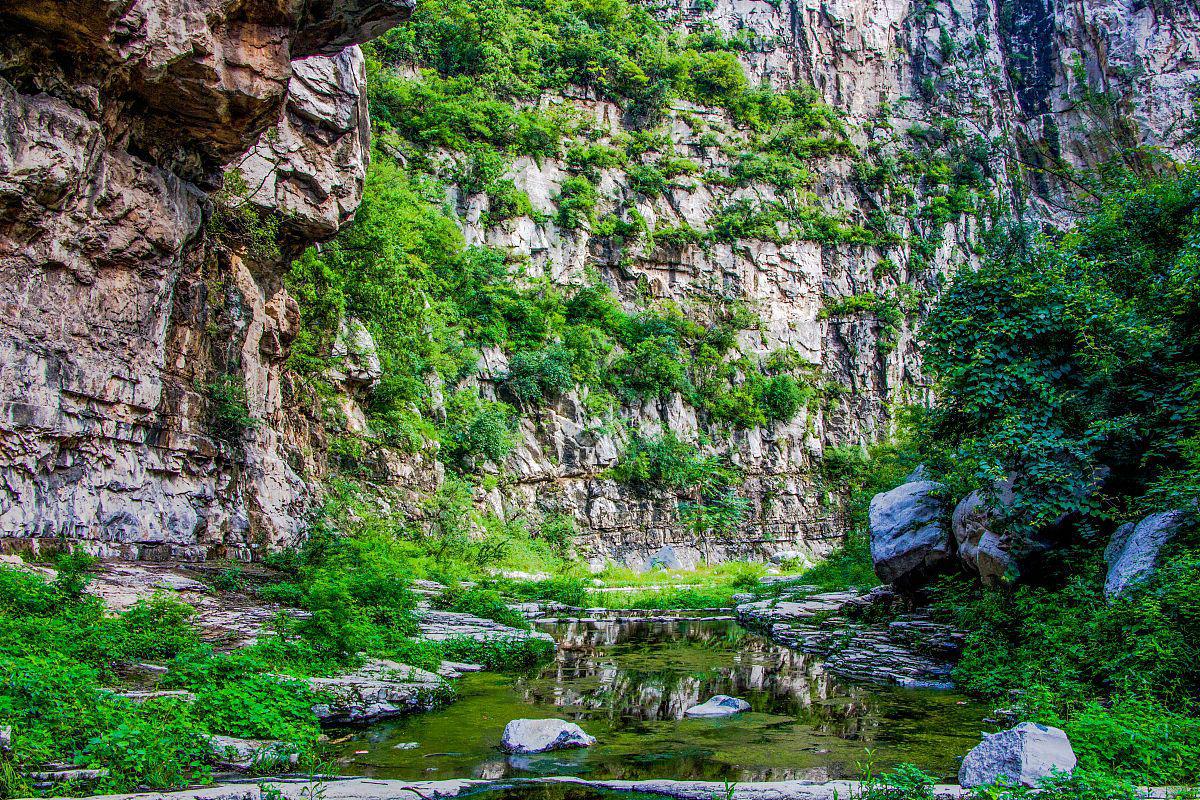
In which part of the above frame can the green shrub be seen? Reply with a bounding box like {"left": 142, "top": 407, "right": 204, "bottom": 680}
{"left": 505, "top": 344, "right": 574, "bottom": 403}
{"left": 758, "top": 374, "right": 809, "bottom": 421}
{"left": 609, "top": 431, "right": 739, "bottom": 494}
{"left": 556, "top": 176, "right": 599, "bottom": 230}
{"left": 201, "top": 375, "right": 258, "bottom": 443}
{"left": 439, "top": 635, "right": 555, "bottom": 672}
{"left": 443, "top": 389, "right": 517, "bottom": 466}
{"left": 431, "top": 587, "right": 529, "bottom": 630}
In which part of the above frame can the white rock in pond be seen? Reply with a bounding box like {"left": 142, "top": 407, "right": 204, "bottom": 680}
{"left": 500, "top": 719, "right": 596, "bottom": 753}
{"left": 683, "top": 695, "right": 752, "bottom": 717}
{"left": 959, "top": 722, "right": 1077, "bottom": 788}
{"left": 1104, "top": 511, "right": 1188, "bottom": 599}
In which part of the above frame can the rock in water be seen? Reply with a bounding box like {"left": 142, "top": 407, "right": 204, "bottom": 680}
{"left": 959, "top": 722, "right": 1077, "bottom": 788}
{"left": 1105, "top": 511, "right": 1188, "bottom": 599}
{"left": 501, "top": 719, "right": 596, "bottom": 753}
{"left": 684, "top": 695, "right": 751, "bottom": 717}
{"left": 869, "top": 481, "right": 952, "bottom": 587}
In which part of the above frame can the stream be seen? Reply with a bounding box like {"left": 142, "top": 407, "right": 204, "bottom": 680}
{"left": 330, "top": 614, "right": 988, "bottom": 783}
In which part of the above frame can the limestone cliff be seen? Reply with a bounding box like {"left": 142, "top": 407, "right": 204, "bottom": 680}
{"left": 0, "top": 0, "right": 413, "bottom": 559}
{"left": 1, "top": 0, "right": 1197, "bottom": 566}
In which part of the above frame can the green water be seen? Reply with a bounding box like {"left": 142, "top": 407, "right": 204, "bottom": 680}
{"left": 330, "top": 617, "right": 987, "bottom": 782}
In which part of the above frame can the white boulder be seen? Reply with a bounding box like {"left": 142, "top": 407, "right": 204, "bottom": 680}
{"left": 959, "top": 722, "right": 1077, "bottom": 788}
{"left": 500, "top": 719, "right": 596, "bottom": 753}
{"left": 683, "top": 695, "right": 752, "bottom": 717}
{"left": 1105, "top": 511, "right": 1188, "bottom": 599}
{"left": 869, "top": 480, "right": 952, "bottom": 586}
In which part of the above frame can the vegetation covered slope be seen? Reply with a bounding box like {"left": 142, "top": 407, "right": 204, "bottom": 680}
{"left": 869, "top": 165, "right": 1200, "bottom": 788}
{"left": 277, "top": 0, "right": 993, "bottom": 556}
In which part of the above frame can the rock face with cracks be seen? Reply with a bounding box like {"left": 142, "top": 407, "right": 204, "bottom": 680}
{"left": 2, "top": 0, "right": 1200, "bottom": 565}
{"left": 0, "top": 0, "right": 413, "bottom": 560}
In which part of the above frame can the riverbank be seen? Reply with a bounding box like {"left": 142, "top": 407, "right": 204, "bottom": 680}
{"left": 30, "top": 775, "right": 1190, "bottom": 800}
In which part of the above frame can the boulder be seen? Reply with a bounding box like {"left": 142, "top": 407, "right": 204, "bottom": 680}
{"left": 208, "top": 735, "right": 299, "bottom": 771}
{"left": 952, "top": 480, "right": 1017, "bottom": 584}
{"left": 644, "top": 545, "right": 683, "bottom": 571}
{"left": 868, "top": 481, "right": 952, "bottom": 586}
{"left": 683, "top": 695, "right": 751, "bottom": 717}
{"left": 500, "top": 719, "right": 596, "bottom": 753}
{"left": 1105, "top": 511, "right": 1189, "bottom": 599}
{"left": 959, "top": 722, "right": 1077, "bottom": 788}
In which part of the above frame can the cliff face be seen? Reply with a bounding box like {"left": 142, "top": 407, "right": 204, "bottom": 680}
{"left": 1, "top": 0, "right": 1198, "bottom": 566}
{"left": 0, "top": 0, "right": 413, "bottom": 559}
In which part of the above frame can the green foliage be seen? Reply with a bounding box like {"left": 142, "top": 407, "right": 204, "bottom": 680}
{"left": 789, "top": 532, "right": 878, "bottom": 592}
{"left": 443, "top": 388, "right": 518, "bottom": 466}
{"left": 609, "top": 431, "right": 739, "bottom": 494}
{"left": 438, "top": 635, "right": 555, "bottom": 672}
{"left": 210, "top": 169, "right": 281, "bottom": 262}
{"left": 923, "top": 167, "right": 1200, "bottom": 537}
{"left": 928, "top": 545, "right": 1200, "bottom": 784}
{"left": 431, "top": 586, "right": 530, "bottom": 629}
{"left": 201, "top": 375, "right": 258, "bottom": 443}
{"left": 555, "top": 175, "right": 599, "bottom": 229}
{"left": 758, "top": 374, "right": 809, "bottom": 422}
{"left": 505, "top": 344, "right": 574, "bottom": 403}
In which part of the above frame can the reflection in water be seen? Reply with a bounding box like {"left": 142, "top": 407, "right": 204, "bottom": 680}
{"left": 331, "top": 617, "right": 987, "bottom": 783}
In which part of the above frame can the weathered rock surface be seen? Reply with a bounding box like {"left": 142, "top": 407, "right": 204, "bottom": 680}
{"left": 310, "top": 660, "right": 449, "bottom": 723}
{"left": 736, "top": 589, "right": 963, "bottom": 688}
{"left": 1105, "top": 511, "right": 1190, "bottom": 599}
{"left": 683, "top": 695, "right": 751, "bottom": 717}
{"left": 869, "top": 481, "right": 952, "bottom": 586}
{"left": 958, "top": 722, "right": 1077, "bottom": 788}
{"left": 0, "top": 0, "right": 412, "bottom": 559}
{"left": 500, "top": 719, "right": 597, "bottom": 753}
{"left": 952, "top": 481, "right": 1017, "bottom": 584}
{"left": 208, "top": 735, "right": 298, "bottom": 771}
{"left": 3, "top": 0, "right": 1200, "bottom": 566}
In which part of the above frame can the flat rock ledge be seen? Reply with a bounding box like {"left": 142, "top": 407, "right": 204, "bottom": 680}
{"left": 309, "top": 660, "right": 451, "bottom": 723}
{"left": 29, "top": 776, "right": 1185, "bottom": 800}
{"left": 736, "top": 589, "right": 964, "bottom": 688}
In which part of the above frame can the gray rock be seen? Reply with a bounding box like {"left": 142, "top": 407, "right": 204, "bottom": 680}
{"left": 500, "top": 719, "right": 597, "bottom": 753}
{"left": 208, "top": 735, "right": 299, "bottom": 771}
{"left": 309, "top": 659, "right": 449, "bottom": 723}
{"left": 868, "top": 481, "right": 952, "bottom": 586}
{"left": 645, "top": 546, "right": 683, "bottom": 571}
{"left": 959, "top": 722, "right": 1077, "bottom": 788}
{"left": 952, "top": 481, "right": 1016, "bottom": 584}
{"left": 769, "top": 550, "right": 806, "bottom": 565}
{"left": 1105, "top": 511, "right": 1189, "bottom": 599}
{"left": 683, "top": 695, "right": 752, "bottom": 717}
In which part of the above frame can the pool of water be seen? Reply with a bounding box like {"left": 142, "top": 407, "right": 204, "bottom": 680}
{"left": 329, "top": 616, "right": 988, "bottom": 783}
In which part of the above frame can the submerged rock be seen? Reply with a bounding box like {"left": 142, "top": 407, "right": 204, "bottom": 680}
{"left": 1105, "top": 511, "right": 1188, "bottom": 599}
{"left": 500, "top": 719, "right": 596, "bottom": 753}
{"left": 684, "top": 695, "right": 751, "bottom": 717}
{"left": 958, "top": 722, "right": 1076, "bottom": 788}
{"left": 869, "top": 481, "right": 952, "bottom": 587}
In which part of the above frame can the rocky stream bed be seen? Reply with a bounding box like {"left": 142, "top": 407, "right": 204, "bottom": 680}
{"left": 19, "top": 561, "right": 1062, "bottom": 800}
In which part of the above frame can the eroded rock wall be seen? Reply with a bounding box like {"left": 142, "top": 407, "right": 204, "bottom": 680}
{"left": 1, "top": 0, "right": 1197, "bottom": 566}
{"left": 0, "top": 0, "right": 413, "bottom": 559}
